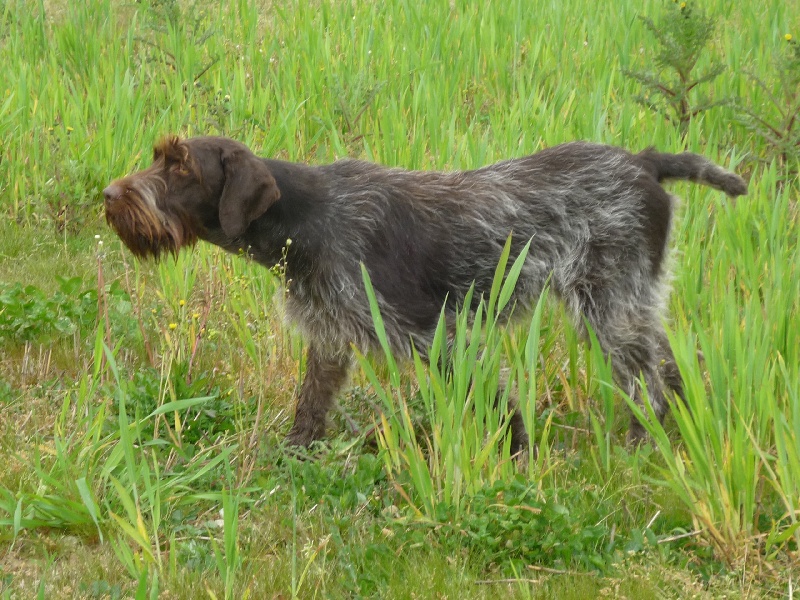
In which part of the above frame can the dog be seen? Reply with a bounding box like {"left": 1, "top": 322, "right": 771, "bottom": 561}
{"left": 103, "top": 136, "right": 746, "bottom": 448}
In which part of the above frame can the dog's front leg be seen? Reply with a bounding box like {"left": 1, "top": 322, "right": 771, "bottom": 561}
{"left": 285, "top": 344, "right": 351, "bottom": 447}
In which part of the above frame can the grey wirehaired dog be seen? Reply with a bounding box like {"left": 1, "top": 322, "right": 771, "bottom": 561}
{"left": 103, "top": 136, "right": 746, "bottom": 449}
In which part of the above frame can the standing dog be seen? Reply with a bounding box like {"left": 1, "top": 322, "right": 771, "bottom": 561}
{"left": 103, "top": 136, "right": 746, "bottom": 448}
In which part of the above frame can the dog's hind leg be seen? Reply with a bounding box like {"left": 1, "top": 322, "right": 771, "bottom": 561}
{"left": 610, "top": 324, "right": 671, "bottom": 445}
{"left": 565, "top": 285, "right": 674, "bottom": 445}
{"left": 597, "top": 312, "right": 670, "bottom": 444}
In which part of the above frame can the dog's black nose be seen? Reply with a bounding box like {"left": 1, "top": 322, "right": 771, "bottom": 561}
{"left": 103, "top": 183, "right": 124, "bottom": 204}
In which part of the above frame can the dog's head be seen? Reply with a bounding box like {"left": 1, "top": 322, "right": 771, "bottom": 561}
{"left": 103, "top": 136, "right": 281, "bottom": 259}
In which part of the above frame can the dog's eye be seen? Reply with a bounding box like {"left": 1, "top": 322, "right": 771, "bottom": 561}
{"left": 169, "top": 164, "right": 190, "bottom": 176}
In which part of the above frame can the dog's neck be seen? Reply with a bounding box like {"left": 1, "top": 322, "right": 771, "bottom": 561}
{"left": 220, "top": 159, "right": 331, "bottom": 279}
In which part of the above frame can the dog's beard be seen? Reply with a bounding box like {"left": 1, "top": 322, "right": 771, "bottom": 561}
{"left": 104, "top": 187, "right": 198, "bottom": 259}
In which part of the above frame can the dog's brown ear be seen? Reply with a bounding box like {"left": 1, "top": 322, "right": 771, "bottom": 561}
{"left": 218, "top": 146, "right": 281, "bottom": 239}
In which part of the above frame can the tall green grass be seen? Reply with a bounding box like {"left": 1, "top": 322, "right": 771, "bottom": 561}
{"left": 629, "top": 169, "right": 800, "bottom": 561}
{"left": 0, "top": 331, "right": 244, "bottom": 595}
{"left": 1, "top": 0, "right": 794, "bottom": 222}
{"left": 1, "top": 0, "right": 798, "bottom": 596}
{"left": 357, "top": 237, "right": 551, "bottom": 520}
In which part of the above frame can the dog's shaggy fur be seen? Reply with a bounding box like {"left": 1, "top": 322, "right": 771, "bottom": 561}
{"left": 104, "top": 136, "right": 746, "bottom": 447}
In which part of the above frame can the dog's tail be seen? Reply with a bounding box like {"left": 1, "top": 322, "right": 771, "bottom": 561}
{"left": 637, "top": 148, "right": 747, "bottom": 198}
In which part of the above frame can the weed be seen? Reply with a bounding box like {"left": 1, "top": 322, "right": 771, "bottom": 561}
{"left": 445, "top": 479, "right": 619, "bottom": 573}
{"left": 0, "top": 276, "right": 134, "bottom": 344}
{"left": 280, "top": 447, "right": 387, "bottom": 514}
{"left": 624, "top": 1, "right": 729, "bottom": 133}
{"left": 736, "top": 33, "right": 800, "bottom": 174}
{"left": 121, "top": 364, "right": 233, "bottom": 449}
{"left": 80, "top": 580, "right": 123, "bottom": 600}
{"left": 0, "top": 380, "right": 14, "bottom": 404}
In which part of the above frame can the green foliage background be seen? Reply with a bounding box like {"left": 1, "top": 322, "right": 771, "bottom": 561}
{"left": 0, "top": 0, "right": 798, "bottom": 598}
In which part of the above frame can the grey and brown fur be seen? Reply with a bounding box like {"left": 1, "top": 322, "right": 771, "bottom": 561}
{"left": 103, "top": 136, "right": 747, "bottom": 448}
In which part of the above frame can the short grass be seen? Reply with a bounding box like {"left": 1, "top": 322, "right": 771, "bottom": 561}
{"left": 1, "top": 0, "right": 798, "bottom": 598}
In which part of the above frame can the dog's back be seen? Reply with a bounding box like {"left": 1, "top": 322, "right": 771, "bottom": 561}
{"left": 321, "top": 142, "right": 745, "bottom": 335}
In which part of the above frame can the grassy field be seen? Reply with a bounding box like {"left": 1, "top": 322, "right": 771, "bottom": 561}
{"left": 1, "top": 0, "right": 798, "bottom": 597}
